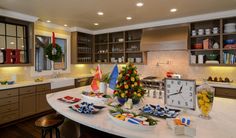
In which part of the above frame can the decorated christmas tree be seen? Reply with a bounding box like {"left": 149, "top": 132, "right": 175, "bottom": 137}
{"left": 113, "top": 62, "right": 145, "bottom": 104}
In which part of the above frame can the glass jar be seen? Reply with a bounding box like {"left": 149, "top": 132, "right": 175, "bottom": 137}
{"left": 196, "top": 83, "right": 215, "bottom": 119}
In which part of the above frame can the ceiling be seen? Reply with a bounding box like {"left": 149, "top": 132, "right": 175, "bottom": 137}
{"left": 0, "top": 0, "right": 236, "bottom": 30}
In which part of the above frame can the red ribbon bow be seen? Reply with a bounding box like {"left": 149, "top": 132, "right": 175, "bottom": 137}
{"left": 52, "top": 32, "right": 56, "bottom": 48}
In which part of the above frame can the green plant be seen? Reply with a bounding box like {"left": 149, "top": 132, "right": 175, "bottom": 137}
{"left": 113, "top": 62, "right": 144, "bottom": 100}
{"left": 100, "top": 73, "right": 110, "bottom": 83}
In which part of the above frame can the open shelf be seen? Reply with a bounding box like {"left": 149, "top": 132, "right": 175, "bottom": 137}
{"left": 94, "top": 29, "right": 146, "bottom": 64}
{"left": 190, "top": 49, "right": 220, "bottom": 51}
{"left": 190, "top": 34, "right": 220, "bottom": 38}
{"left": 189, "top": 17, "right": 236, "bottom": 66}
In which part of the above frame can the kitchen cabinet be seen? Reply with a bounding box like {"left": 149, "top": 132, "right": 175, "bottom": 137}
{"left": 0, "top": 88, "right": 19, "bottom": 125}
{"left": 0, "top": 83, "right": 75, "bottom": 125}
{"left": 189, "top": 16, "right": 236, "bottom": 66}
{"left": 36, "top": 84, "right": 51, "bottom": 112}
{"left": 75, "top": 77, "right": 93, "bottom": 87}
{"left": 141, "top": 25, "right": 188, "bottom": 51}
{"left": 215, "top": 87, "right": 236, "bottom": 99}
{"left": 94, "top": 29, "right": 146, "bottom": 64}
{"left": 71, "top": 32, "right": 93, "bottom": 64}
{"left": 19, "top": 86, "right": 36, "bottom": 118}
{"left": 0, "top": 16, "right": 34, "bottom": 67}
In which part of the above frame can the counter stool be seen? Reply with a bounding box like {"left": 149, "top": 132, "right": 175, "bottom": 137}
{"left": 35, "top": 114, "right": 65, "bottom": 138}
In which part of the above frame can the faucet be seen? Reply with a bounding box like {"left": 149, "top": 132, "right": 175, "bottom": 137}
{"left": 52, "top": 71, "right": 60, "bottom": 78}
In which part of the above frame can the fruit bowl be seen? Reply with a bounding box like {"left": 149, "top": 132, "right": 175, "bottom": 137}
{"left": 206, "top": 54, "right": 218, "bottom": 60}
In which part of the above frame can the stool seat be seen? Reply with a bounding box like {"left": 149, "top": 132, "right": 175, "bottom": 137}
{"left": 35, "top": 114, "right": 64, "bottom": 138}
{"left": 35, "top": 114, "right": 64, "bottom": 128}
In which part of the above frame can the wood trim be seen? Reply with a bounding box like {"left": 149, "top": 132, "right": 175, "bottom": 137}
{"left": 215, "top": 87, "right": 236, "bottom": 99}
{"left": 71, "top": 32, "right": 78, "bottom": 64}
{"left": 51, "top": 85, "right": 75, "bottom": 93}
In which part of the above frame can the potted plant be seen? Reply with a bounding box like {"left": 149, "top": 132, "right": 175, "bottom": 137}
{"left": 113, "top": 62, "right": 145, "bottom": 105}
{"left": 100, "top": 73, "right": 110, "bottom": 94}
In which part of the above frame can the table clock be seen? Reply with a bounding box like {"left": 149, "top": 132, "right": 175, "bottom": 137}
{"left": 164, "top": 78, "right": 196, "bottom": 110}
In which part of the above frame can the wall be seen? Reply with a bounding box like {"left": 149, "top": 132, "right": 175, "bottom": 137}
{"left": 0, "top": 22, "right": 235, "bottom": 82}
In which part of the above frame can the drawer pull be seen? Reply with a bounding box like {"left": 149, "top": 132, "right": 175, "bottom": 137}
{"left": 7, "top": 101, "right": 11, "bottom": 103}
{"left": 7, "top": 94, "right": 12, "bottom": 95}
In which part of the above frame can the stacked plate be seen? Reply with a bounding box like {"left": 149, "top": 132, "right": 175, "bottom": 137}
{"left": 224, "top": 23, "right": 236, "bottom": 33}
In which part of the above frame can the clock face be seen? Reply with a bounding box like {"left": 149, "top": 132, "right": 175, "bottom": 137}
{"left": 165, "top": 78, "right": 196, "bottom": 110}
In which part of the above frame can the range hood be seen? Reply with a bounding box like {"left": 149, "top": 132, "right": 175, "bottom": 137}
{"left": 140, "top": 25, "right": 189, "bottom": 51}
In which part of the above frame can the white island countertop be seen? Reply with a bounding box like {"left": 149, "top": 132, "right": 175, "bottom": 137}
{"left": 46, "top": 86, "right": 236, "bottom": 138}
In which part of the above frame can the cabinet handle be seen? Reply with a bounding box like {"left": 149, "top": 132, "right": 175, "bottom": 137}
{"left": 7, "top": 93, "right": 12, "bottom": 95}
{"left": 7, "top": 101, "right": 11, "bottom": 103}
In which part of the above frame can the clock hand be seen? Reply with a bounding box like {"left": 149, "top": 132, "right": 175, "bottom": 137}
{"left": 167, "top": 92, "right": 181, "bottom": 97}
{"left": 178, "top": 85, "right": 183, "bottom": 93}
{"left": 167, "top": 85, "right": 183, "bottom": 97}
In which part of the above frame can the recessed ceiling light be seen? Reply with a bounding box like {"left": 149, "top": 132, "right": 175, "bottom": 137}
{"left": 64, "top": 24, "right": 68, "bottom": 27}
{"left": 46, "top": 20, "right": 51, "bottom": 23}
{"left": 97, "top": 11, "right": 104, "bottom": 16}
{"left": 126, "top": 17, "right": 132, "bottom": 20}
{"left": 170, "top": 8, "right": 177, "bottom": 12}
{"left": 136, "top": 2, "right": 144, "bottom": 7}
{"left": 94, "top": 23, "right": 99, "bottom": 26}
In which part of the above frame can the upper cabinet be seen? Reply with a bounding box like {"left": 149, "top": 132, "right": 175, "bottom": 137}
{"left": 94, "top": 29, "right": 146, "bottom": 64}
{"left": 140, "top": 25, "right": 189, "bottom": 51}
{"left": 189, "top": 17, "right": 236, "bottom": 66}
{"left": 71, "top": 32, "right": 93, "bottom": 64}
{"left": 0, "top": 16, "right": 34, "bottom": 66}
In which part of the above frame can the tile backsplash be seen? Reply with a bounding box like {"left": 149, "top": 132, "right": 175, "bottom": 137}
{"left": 96, "top": 51, "right": 236, "bottom": 81}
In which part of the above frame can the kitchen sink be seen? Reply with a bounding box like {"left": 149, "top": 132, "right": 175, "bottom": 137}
{"left": 50, "top": 77, "right": 75, "bottom": 89}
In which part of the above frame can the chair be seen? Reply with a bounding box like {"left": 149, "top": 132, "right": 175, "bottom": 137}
{"left": 35, "top": 114, "right": 64, "bottom": 138}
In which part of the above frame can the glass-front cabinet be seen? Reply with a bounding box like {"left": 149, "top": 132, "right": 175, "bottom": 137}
{"left": 0, "top": 16, "right": 33, "bottom": 66}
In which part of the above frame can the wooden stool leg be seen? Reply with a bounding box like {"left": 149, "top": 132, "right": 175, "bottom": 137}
{"left": 41, "top": 129, "right": 44, "bottom": 138}
{"left": 56, "top": 128, "right": 60, "bottom": 138}
{"left": 42, "top": 129, "right": 46, "bottom": 138}
{"left": 50, "top": 129, "right": 53, "bottom": 138}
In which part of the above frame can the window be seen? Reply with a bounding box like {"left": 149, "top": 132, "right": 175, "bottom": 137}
{"left": 54, "top": 38, "right": 67, "bottom": 70}
{"left": 33, "top": 30, "right": 71, "bottom": 76}
{"left": 35, "top": 35, "right": 51, "bottom": 71}
{"left": 0, "top": 22, "right": 28, "bottom": 64}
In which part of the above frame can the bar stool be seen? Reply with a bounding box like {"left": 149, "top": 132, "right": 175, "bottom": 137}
{"left": 35, "top": 114, "right": 64, "bottom": 138}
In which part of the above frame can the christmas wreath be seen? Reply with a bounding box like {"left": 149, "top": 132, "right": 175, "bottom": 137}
{"left": 45, "top": 43, "right": 62, "bottom": 61}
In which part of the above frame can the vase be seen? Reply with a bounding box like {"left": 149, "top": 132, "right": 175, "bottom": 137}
{"left": 132, "top": 98, "right": 140, "bottom": 105}
{"left": 117, "top": 98, "right": 140, "bottom": 105}
{"left": 197, "top": 83, "right": 215, "bottom": 119}
{"left": 99, "top": 82, "right": 107, "bottom": 94}
{"left": 117, "top": 98, "right": 128, "bottom": 105}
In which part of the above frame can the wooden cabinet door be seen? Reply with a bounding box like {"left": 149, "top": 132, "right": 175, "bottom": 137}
{"left": 215, "top": 88, "right": 236, "bottom": 99}
{"left": 36, "top": 91, "right": 51, "bottom": 113}
{"left": 19, "top": 93, "right": 36, "bottom": 118}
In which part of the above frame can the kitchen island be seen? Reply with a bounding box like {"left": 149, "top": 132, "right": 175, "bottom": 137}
{"left": 46, "top": 86, "right": 236, "bottom": 138}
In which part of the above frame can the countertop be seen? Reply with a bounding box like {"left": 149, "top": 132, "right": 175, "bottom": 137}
{"left": 0, "top": 74, "right": 93, "bottom": 90}
{"left": 46, "top": 86, "right": 236, "bottom": 138}
{"left": 196, "top": 80, "right": 236, "bottom": 89}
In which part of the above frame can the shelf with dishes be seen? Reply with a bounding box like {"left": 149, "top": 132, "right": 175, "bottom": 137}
{"left": 189, "top": 16, "right": 236, "bottom": 66}
{"left": 94, "top": 29, "right": 146, "bottom": 64}
{"left": 71, "top": 32, "right": 93, "bottom": 64}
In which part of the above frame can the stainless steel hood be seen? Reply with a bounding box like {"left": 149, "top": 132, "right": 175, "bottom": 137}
{"left": 140, "top": 25, "right": 189, "bottom": 51}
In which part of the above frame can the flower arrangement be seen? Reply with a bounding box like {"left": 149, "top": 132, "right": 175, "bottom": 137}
{"left": 113, "top": 62, "right": 145, "bottom": 103}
